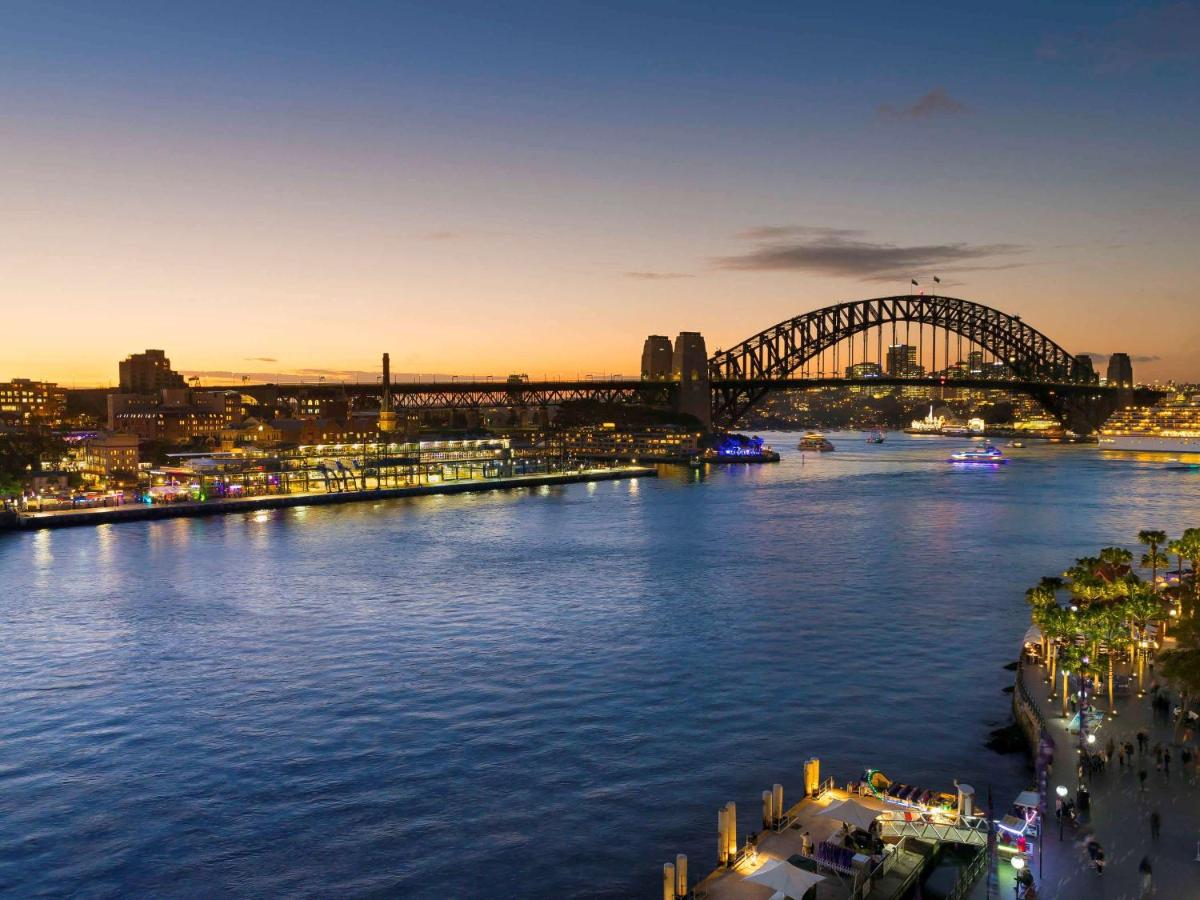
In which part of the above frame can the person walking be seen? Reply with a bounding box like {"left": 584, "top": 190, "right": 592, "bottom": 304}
{"left": 1137, "top": 730, "right": 1148, "bottom": 754}
{"left": 1150, "top": 810, "right": 1161, "bottom": 841}
{"left": 1106, "top": 736, "right": 1115, "bottom": 761}
{"left": 1139, "top": 855, "right": 1154, "bottom": 897}
{"left": 1163, "top": 747, "right": 1170, "bottom": 777}
{"left": 1139, "top": 768, "right": 1148, "bottom": 793}
{"left": 1182, "top": 746, "right": 1194, "bottom": 785}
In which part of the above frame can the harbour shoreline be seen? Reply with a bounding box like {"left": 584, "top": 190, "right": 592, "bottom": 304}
{"left": 1, "top": 466, "right": 655, "bottom": 531}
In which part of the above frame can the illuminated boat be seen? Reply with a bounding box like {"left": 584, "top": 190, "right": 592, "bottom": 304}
{"left": 948, "top": 445, "right": 1008, "bottom": 464}
{"left": 797, "top": 433, "right": 835, "bottom": 452}
{"left": 865, "top": 430, "right": 886, "bottom": 444}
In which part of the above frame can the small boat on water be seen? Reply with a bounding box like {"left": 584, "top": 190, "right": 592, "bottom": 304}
{"left": 865, "top": 430, "right": 886, "bottom": 444}
{"left": 797, "top": 433, "right": 835, "bottom": 452}
{"left": 1008, "top": 441, "right": 1026, "bottom": 449}
{"left": 948, "top": 444, "right": 1008, "bottom": 464}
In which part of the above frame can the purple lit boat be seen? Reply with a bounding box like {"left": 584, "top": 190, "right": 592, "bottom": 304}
{"left": 948, "top": 444, "right": 1008, "bottom": 464}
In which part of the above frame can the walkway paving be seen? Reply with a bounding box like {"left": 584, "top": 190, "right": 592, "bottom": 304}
{"left": 1014, "top": 651, "right": 1199, "bottom": 899}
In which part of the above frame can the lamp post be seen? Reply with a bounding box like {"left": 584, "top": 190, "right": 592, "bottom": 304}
{"left": 1055, "top": 785, "right": 1068, "bottom": 841}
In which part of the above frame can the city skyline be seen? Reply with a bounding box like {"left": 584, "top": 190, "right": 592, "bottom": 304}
{"left": 3, "top": 1, "right": 1199, "bottom": 384}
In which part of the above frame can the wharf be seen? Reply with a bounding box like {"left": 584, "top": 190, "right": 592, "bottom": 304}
{"left": 2, "top": 466, "right": 655, "bottom": 531}
{"left": 693, "top": 788, "right": 930, "bottom": 900}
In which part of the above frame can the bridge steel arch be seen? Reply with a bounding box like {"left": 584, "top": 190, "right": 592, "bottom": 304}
{"left": 707, "top": 295, "right": 1093, "bottom": 427}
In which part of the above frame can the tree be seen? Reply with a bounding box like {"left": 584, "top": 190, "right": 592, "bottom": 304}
{"left": 1089, "top": 608, "right": 1130, "bottom": 712}
{"left": 1159, "top": 619, "right": 1200, "bottom": 738}
{"left": 1034, "top": 604, "right": 1074, "bottom": 689}
{"left": 1138, "top": 530, "right": 1169, "bottom": 586}
{"left": 1179, "top": 528, "right": 1200, "bottom": 617}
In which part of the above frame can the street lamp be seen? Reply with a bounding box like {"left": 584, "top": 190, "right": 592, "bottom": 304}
{"left": 1055, "top": 785, "right": 1068, "bottom": 841}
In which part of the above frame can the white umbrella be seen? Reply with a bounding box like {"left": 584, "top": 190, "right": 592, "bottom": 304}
{"left": 815, "top": 798, "right": 881, "bottom": 832}
{"left": 744, "top": 858, "right": 825, "bottom": 899}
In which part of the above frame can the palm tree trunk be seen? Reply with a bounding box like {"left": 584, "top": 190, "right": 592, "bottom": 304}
{"left": 1108, "top": 659, "right": 1115, "bottom": 711}
{"left": 1061, "top": 670, "right": 1070, "bottom": 718}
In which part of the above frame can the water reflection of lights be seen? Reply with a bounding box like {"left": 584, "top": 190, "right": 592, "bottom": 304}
{"left": 628, "top": 478, "right": 639, "bottom": 494}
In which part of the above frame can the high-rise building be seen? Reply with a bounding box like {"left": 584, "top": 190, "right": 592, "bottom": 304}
{"left": 886, "top": 344, "right": 919, "bottom": 377}
{"left": 967, "top": 351, "right": 985, "bottom": 375}
{"left": 0, "top": 379, "right": 67, "bottom": 426}
{"left": 1107, "top": 353, "right": 1133, "bottom": 388}
{"left": 641, "top": 335, "right": 673, "bottom": 380}
{"left": 845, "top": 362, "right": 882, "bottom": 379}
{"left": 119, "top": 349, "right": 186, "bottom": 394}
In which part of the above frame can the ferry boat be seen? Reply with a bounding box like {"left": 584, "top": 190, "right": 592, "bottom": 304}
{"left": 865, "top": 430, "right": 886, "bottom": 444}
{"left": 797, "top": 433, "right": 835, "bottom": 452}
{"left": 1099, "top": 393, "right": 1200, "bottom": 455}
{"left": 948, "top": 444, "right": 1008, "bottom": 464}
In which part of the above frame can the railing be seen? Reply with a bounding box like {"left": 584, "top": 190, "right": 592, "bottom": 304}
{"left": 878, "top": 812, "right": 990, "bottom": 847}
{"left": 946, "top": 846, "right": 989, "bottom": 900}
{"left": 848, "top": 837, "right": 909, "bottom": 900}
{"left": 1015, "top": 655, "right": 1048, "bottom": 731}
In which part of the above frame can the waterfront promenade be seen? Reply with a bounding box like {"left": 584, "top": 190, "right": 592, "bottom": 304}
{"left": 1011, "top": 646, "right": 1200, "bottom": 898}
{"left": 3, "top": 465, "right": 655, "bottom": 530}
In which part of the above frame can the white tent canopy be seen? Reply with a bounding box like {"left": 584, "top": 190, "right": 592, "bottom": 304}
{"left": 815, "top": 798, "right": 882, "bottom": 832}
{"left": 744, "top": 859, "right": 825, "bottom": 899}
{"left": 1023, "top": 624, "right": 1042, "bottom": 645}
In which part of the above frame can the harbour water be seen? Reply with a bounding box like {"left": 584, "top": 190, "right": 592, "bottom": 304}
{"left": 2, "top": 434, "right": 1198, "bottom": 898}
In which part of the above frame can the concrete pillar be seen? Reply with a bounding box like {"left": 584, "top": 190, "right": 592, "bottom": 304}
{"left": 662, "top": 863, "right": 675, "bottom": 900}
{"left": 674, "top": 854, "right": 687, "bottom": 897}
{"left": 804, "top": 757, "right": 820, "bottom": 796}
{"left": 717, "top": 807, "right": 728, "bottom": 866}
{"left": 762, "top": 790, "right": 773, "bottom": 829}
{"left": 720, "top": 806, "right": 729, "bottom": 864}
{"left": 773, "top": 784, "right": 784, "bottom": 823}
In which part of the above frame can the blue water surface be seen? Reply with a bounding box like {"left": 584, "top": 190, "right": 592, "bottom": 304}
{"left": 1, "top": 434, "right": 1197, "bottom": 898}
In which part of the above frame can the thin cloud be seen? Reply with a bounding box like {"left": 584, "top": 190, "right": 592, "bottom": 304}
{"left": 877, "top": 87, "right": 969, "bottom": 120}
{"left": 1040, "top": 2, "right": 1200, "bottom": 72}
{"left": 714, "top": 226, "right": 1026, "bottom": 282}
{"left": 245, "top": 356, "right": 277, "bottom": 363}
{"left": 734, "top": 225, "right": 863, "bottom": 241}
{"left": 624, "top": 271, "right": 695, "bottom": 280}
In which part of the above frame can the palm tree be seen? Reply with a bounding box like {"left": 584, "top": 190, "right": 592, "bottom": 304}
{"left": 1059, "top": 644, "right": 1085, "bottom": 719}
{"left": 1180, "top": 528, "right": 1200, "bottom": 617}
{"left": 1123, "top": 586, "right": 1165, "bottom": 673}
{"left": 1091, "top": 608, "right": 1130, "bottom": 712}
{"left": 1035, "top": 605, "right": 1074, "bottom": 689}
{"left": 1139, "top": 529, "right": 1168, "bottom": 586}
{"left": 1099, "top": 546, "right": 1134, "bottom": 568}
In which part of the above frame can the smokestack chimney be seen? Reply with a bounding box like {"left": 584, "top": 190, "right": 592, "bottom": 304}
{"left": 382, "top": 353, "right": 392, "bottom": 412}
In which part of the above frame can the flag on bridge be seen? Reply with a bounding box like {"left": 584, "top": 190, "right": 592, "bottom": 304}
{"left": 911, "top": 279, "right": 918, "bottom": 287}
{"left": 933, "top": 276, "right": 941, "bottom": 284}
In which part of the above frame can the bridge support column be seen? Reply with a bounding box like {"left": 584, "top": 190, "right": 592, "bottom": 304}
{"left": 672, "top": 332, "right": 711, "bottom": 430}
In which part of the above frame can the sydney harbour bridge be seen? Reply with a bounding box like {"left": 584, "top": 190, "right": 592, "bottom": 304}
{"left": 240, "top": 295, "right": 1160, "bottom": 434}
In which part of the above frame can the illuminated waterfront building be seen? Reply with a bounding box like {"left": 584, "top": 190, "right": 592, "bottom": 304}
{"left": 0, "top": 379, "right": 66, "bottom": 427}
{"left": 844, "top": 362, "right": 882, "bottom": 379}
{"left": 558, "top": 423, "right": 701, "bottom": 461}
{"left": 82, "top": 433, "right": 140, "bottom": 478}
{"left": 118, "top": 349, "right": 186, "bottom": 394}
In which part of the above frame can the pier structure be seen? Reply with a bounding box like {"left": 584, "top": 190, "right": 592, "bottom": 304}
{"left": 663, "top": 759, "right": 991, "bottom": 900}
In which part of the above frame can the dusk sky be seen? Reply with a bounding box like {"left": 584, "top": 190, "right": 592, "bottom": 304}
{"left": 3, "top": 1, "right": 1198, "bottom": 384}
